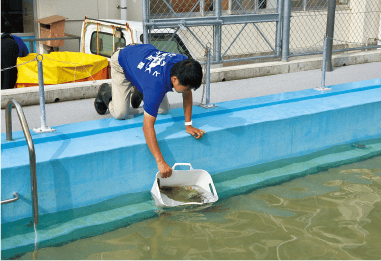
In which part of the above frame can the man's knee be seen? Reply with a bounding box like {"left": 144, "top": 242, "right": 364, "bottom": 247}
{"left": 113, "top": 110, "right": 130, "bottom": 120}
{"left": 109, "top": 102, "right": 130, "bottom": 120}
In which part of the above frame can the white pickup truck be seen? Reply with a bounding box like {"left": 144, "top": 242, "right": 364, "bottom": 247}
{"left": 80, "top": 17, "right": 195, "bottom": 61}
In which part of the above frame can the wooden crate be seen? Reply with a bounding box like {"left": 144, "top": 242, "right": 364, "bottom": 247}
{"left": 37, "top": 15, "right": 67, "bottom": 47}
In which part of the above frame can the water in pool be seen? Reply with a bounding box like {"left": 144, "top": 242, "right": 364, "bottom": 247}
{"left": 19, "top": 156, "right": 381, "bottom": 260}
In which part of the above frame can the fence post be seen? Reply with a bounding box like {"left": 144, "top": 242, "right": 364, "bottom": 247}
{"left": 281, "top": 0, "right": 291, "bottom": 61}
{"left": 215, "top": 0, "right": 221, "bottom": 63}
{"left": 199, "top": 47, "right": 217, "bottom": 109}
{"left": 33, "top": 55, "right": 55, "bottom": 133}
{"left": 326, "top": 0, "right": 336, "bottom": 72}
{"left": 275, "top": 0, "right": 284, "bottom": 57}
{"left": 142, "top": 0, "right": 149, "bottom": 44}
{"left": 379, "top": 13, "right": 381, "bottom": 47}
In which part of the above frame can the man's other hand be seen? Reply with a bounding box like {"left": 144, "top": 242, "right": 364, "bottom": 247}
{"left": 186, "top": 126, "right": 206, "bottom": 139}
{"left": 158, "top": 160, "right": 172, "bottom": 178}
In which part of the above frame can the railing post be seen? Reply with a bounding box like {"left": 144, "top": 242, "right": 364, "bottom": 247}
{"left": 315, "top": 36, "right": 331, "bottom": 91}
{"left": 321, "top": 36, "right": 328, "bottom": 89}
{"left": 325, "top": 0, "right": 336, "bottom": 72}
{"left": 281, "top": 0, "right": 291, "bottom": 61}
{"left": 199, "top": 47, "right": 217, "bottom": 109}
{"left": 205, "top": 47, "right": 212, "bottom": 105}
{"left": 33, "top": 55, "right": 55, "bottom": 134}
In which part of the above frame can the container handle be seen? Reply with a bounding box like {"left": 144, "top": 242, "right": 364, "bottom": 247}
{"left": 209, "top": 182, "right": 218, "bottom": 198}
{"left": 172, "top": 163, "right": 193, "bottom": 170}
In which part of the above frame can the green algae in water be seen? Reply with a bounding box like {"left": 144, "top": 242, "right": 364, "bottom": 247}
{"left": 18, "top": 156, "right": 381, "bottom": 260}
{"left": 159, "top": 185, "right": 207, "bottom": 204}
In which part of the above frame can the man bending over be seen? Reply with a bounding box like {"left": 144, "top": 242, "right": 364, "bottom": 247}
{"left": 94, "top": 44, "right": 205, "bottom": 178}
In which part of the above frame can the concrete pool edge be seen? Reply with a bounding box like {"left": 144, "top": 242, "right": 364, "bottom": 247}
{"left": 2, "top": 50, "right": 380, "bottom": 110}
{"left": 2, "top": 137, "right": 381, "bottom": 259}
{"left": 2, "top": 78, "right": 380, "bottom": 150}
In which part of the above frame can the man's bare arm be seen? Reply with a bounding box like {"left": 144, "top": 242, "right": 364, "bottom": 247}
{"left": 143, "top": 111, "right": 172, "bottom": 178}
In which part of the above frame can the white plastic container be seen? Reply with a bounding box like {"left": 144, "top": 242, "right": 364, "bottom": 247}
{"left": 150, "top": 163, "right": 219, "bottom": 207}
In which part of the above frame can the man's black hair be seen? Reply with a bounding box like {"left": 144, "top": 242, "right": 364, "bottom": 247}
{"left": 170, "top": 59, "right": 203, "bottom": 90}
{"left": 3, "top": 21, "right": 13, "bottom": 34}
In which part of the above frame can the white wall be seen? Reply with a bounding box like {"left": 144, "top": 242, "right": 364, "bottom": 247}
{"left": 36, "top": 0, "right": 122, "bottom": 52}
{"left": 128, "top": 0, "right": 143, "bottom": 22}
{"left": 348, "top": 0, "right": 381, "bottom": 45}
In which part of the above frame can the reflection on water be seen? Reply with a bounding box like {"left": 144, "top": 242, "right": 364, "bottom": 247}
{"left": 20, "top": 156, "right": 381, "bottom": 260}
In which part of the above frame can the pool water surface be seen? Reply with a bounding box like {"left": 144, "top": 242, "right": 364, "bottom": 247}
{"left": 19, "top": 156, "right": 381, "bottom": 260}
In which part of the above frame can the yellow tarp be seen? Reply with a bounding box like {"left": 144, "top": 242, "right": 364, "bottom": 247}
{"left": 17, "top": 52, "right": 108, "bottom": 85}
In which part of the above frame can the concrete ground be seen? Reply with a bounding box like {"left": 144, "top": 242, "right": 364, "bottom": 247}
{"left": 1, "top": 61, "right": 381, "bottom": 133}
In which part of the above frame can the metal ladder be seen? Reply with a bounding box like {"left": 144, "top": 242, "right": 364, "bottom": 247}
{"left": 1, "top": 99, "right": 39, "bottom": 225}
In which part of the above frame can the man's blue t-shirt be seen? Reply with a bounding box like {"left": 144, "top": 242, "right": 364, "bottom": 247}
{"left": 118, "top": 44, "right": 187, "bottom": 117}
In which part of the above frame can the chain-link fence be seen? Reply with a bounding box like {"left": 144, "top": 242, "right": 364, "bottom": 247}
{"left": 144, "top": 0, "right": 283, "bottom": 64}
{"left": 143, "top": 0, "right": 381, "bottom": 64}
{"left": 289, "top": 0, "right": 381, "bottom": 57}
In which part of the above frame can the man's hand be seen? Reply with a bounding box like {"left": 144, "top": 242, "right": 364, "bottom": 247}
{"left": 186, "top": 125, "right": 206, "bottom": 139}
{"left": 158, "top": 160, "right": 172, "bottom": 178}
{"left": 182, "top": 90, "right": 205, "bottom": 139}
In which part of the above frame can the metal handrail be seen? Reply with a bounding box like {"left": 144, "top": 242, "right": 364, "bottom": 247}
{"left": 22, "top": 34, "right": 81, "bottom": 53}
{"left": 4, "top": 99, "right": 39, "bottom": 225}
{"left": 1, "top": 192, "right": 20, "bottom": 205}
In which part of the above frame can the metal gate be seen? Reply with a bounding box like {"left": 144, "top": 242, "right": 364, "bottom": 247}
{"left": 142, "top": 0, "right": 284, "bottom": 64}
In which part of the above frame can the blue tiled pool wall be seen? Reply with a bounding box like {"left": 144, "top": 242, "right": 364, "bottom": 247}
{"left": 1, "top": 80, "right": 381, "bottom": 224}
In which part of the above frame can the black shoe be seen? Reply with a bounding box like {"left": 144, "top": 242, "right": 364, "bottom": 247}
{"left": 94, "top": 83, "right": 112, "bottom": 115}
{"left": 131, "top": 87, "right": 143, "bottom": 108}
